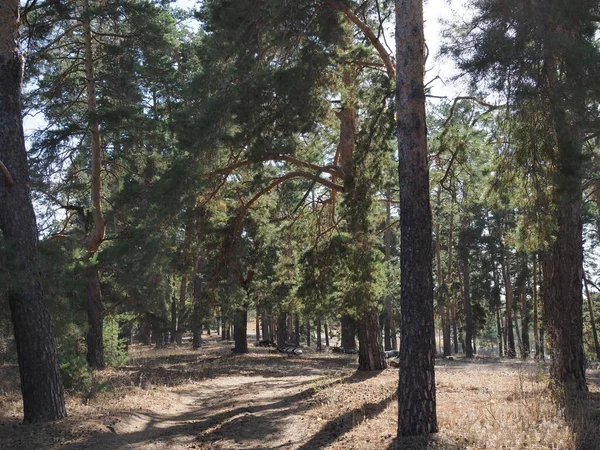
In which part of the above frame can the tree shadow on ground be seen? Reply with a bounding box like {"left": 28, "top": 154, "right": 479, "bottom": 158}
{"left": 563, "top": 371, "right": 600, "bottom": 450}
{"left": 52, "top": 366, "right": 394, "bottom": 450}
{"left": 296, "top": 393, "right": 396, "bottom": 450}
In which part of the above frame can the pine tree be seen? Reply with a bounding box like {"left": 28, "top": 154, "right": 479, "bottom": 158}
{"left": 0, "top": 0, "right": 66, "bottom": 422}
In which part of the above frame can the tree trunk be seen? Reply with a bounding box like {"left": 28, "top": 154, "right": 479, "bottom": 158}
{"left": 520, "top": 286, "right": 530, "bottom": 359}
{"left": 462, "top": 261, "right": 474, "bottom": 358}
{"left": 0, "top": 4, "right": 67, "bottom": 420}
{"left": 139, "top": 316, "right": 152, "bottom": 345}
{"left": 86, "top": 267, "right": 104, "bottom": 368}
{"left": 501, "top": 250, "right": 517, "bottom": 358}
{"left": 533, "top": 255, "right": 541, "bottom": 359}
{"left": 396, "top": 0, "right": 437, "bottom": 435}
{"left": 170, "top": 288, "right": 177, "bottom": 343}
{"left": 584, "top": 278, "right": 600, "bottom": 360}
{"left": 496, "top": 308, "right": 504, "bottom": 357}
{"left": 255, "top": 305, "right": 260, "bottom": 341}
{"left": 452, "top": 304, "right": 459, "bottom": 354}
{"left": 545, "top": 105, "right": 586, "bottom": 390}
{"left": 340, "top": 314, "right": 356, "bottom": 350}
{"left": 295, "top": 314, "right": 301, "bottom": 345}
{"left": 384, "top": 190, "right": 396, "bottom": 351}
{"left": 316, "top": 316, "right": 322, "bottom": 351}
{"left": 176, "top": 275, "right": 187, "bottom": 344}
{"left": 261, "top": 310, "right": 270, "bottom": 341}
{"left": 358, "top": 309, "right": 387, "bottom": 370}
{"left": 324, "top": 319, "right": 329, "bottom": 347}
{"left": 277, "top": 312, "right": 287, "bottom": 348}
{"left": 233, "top": 307, "right": 248, "bottom": 353}
{"left": 306, "top": 314, "right": 311, "bottom": 347}
{"left": 192, "top": 254, "right": 204, "bottom": 349}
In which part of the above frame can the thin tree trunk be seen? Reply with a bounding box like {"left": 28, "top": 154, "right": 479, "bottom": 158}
{"left": 306, "top": 314, "right": 311, "bottom": 347}
{"left": 176, "top": 275, "right": 187, "bottom": 344}
{"left": 520, "top": 285, "right": 530, "bottom": 359}
{"left": 316, "top": 316, "right": 322, "bottom": 351}
{"left": 255, "top": 305, "right": 260, "bottom": 341}
{"left": 496, "top": 308, "right": 504, "bottom": 357}
{"left": 0, "top": 2, "right": 67, "bottom": 420}
{"left": 192, "top": 253, "right": 204, "bottom": 349}
{"left": 462, "top": 259, "right": 474, "bottom": 359}
{"left": 533, "top": 255, "right": 541, "bottom": 359}
{"left": 501, "top": 249, "right": 517, "bottom": 358}
{"left": 82, "top": 0, "right": 107, "bottom": 368}
{"left": 584, "top": 278, "right": 600, "bottom": 361}
{"left": 324, "top": 319, "right": 329, "bottom": 347}
{"left": 396, "top": 0, "right": 437, "bottom": 434}
{"left": 86, "top": 267, "right": 104, "bottom": 368}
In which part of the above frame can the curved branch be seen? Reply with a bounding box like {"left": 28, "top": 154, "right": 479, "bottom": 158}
{"left": 241, "top": 170, "right": 343, "bottom": 216}
{"left": 206, "top": 154, "right": 343, "bottom": 178}
{"left": 326, "top": 0, "right": 395, "bottom": 80}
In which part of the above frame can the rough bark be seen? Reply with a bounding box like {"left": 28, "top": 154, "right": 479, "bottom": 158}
{"left": 358, "top": 309, "right": 387, "bottom": 370}
{"left": 85, "top": 267, "right": 104, "bottom": 368}
{"left": 0, "top": 0, "right": 66, "bottom": 422}
{"left": 396, "top": 0, "right": 437, "bottom": 435}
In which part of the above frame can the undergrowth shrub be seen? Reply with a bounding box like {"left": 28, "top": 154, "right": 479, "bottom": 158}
{"left": 103, "top": 314, "right": 129, "bottom": 367}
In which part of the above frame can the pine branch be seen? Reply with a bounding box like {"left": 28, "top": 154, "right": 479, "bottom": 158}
{"left": 326, "top": 0, "right": 395, "bottom": 80}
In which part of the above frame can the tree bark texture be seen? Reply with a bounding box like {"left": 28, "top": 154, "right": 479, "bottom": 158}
{"left": 358, "top": 308, "right": 387, "bottom": 370}
{"left": 396, "top": 0, "right": 437, "bottom": 435}
{"left": 0, "top": 0, "right": 66, "bottom": 422}
{"left": 86, "top": 267, "right": 104, "bottom": 368}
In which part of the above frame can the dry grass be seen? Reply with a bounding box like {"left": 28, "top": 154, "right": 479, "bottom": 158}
{"left": 1, "top": 340, "right": 599, "bottom": 449}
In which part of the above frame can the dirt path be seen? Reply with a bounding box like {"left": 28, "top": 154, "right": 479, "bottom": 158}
{"left": 2, "top": 341, "right": 599, "bottom": 450}
{"left": 106, "top": 374, "right": 328, "bottom": 449}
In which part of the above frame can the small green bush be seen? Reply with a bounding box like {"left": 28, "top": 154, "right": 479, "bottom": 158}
{"left": 103, "top": 315, "right": 129, "bottom": 367}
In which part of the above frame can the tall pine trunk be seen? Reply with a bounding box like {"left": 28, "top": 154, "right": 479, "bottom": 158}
{"left": 85, "top": 267, "right": 104, "bottom": 368}
{"left": 0, "top": 0, "right": 66, "bottom": 421}
{"left": 83, "top": 0, "right": 107, "bottom": 368}
{"left": 396, "top": 0, "right": 437, "bottom": 435}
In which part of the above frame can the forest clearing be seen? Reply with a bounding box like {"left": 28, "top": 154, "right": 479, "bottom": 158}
{"left": 1, "top": 333, "right": 600, "bottom": 449}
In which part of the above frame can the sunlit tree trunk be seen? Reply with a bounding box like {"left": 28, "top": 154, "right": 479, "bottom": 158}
{"left": 396, "top": 0, "right": 437, "bottom": 435}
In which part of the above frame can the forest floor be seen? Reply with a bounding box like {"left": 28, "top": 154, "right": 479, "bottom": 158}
{"left": 1, "top": 336, "right": 600, "bottom": 449}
